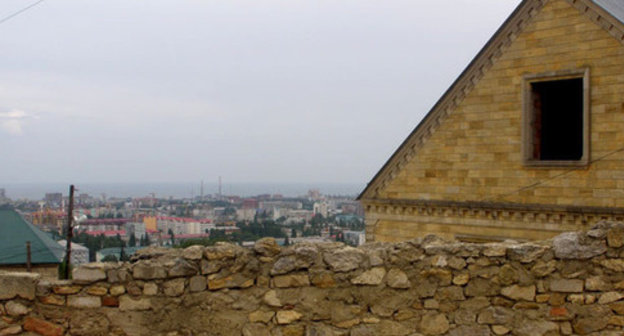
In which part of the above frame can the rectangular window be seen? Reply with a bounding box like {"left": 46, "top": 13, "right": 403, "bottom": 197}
{"left": 523, "top": 69, "right": 589, "bottom": 166}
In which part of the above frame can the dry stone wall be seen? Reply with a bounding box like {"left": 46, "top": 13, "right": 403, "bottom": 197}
{"left": 3, "top": 222, "right": 624, "bottom": 335}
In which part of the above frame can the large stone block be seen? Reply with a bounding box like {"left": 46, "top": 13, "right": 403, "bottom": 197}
{"left": 0, "top": 272, "right": 39, "bottom": 300}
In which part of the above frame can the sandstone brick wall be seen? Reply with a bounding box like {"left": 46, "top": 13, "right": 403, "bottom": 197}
{"left": 2, "top": 223, "right": 624, "bottom": 335}
{"left": 365, "top": 0, "right": 624, "bottom": 241}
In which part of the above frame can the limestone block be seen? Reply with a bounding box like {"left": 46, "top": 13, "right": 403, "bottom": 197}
{"left": 68, "top": 296, "right": 101, "bottom": 309}
{"left": 86, "top": 286, "right": 108, "bottom": 296}
{"left": 0, "top": 325, "right": 22, "bottom": 335}
{"left": 310, "top": 272, "right": 336, "bottom": 288}
{"left": 254, "top": 238, "right": 281, "bottom": 257}
{"left": 5, "top": 301, "right": 29, "bottom": 316}
{"left": 168, "top": 258, "right": 198, "bottom": 277}
{"left": 39, "top": 294, "right": 65, "bottom": 306}
{"left": 273, "top": 274, "right": 310, "bottom": 288}
{"left": 507, "top": 243, "right": 548, "bottom": 263}
{"left": 189, "top": 276, "right": 207, "bottom": 292}
{"left": 23, "top": 317, "right": 64, "bottom": 336}
{"left": 109, "top": 285, "right": 125, "bottom": 296}
{"left": 0, "top": 272, "right": 39, "bottom": 300}
{"left": 182, "top": 245, "right": 204, "bottom": 260}
{"left": 323, "top": 246, "right": 365, "bottom": 272}
{"left": 275, "top": 310, "right": 302, "bottom": 324}
{"left": 249, "top": 310, "right": 274, "bottom": 323}
{"left": 386, "top": 268, "right": 411, "bottom": 289}
{"left": 132, "top": 262, "right": 167, "bottom": 280}
{"left": 550, "top": 279, "right": 583, "bottom": 293}
{"left": 263, "top": 290, "right": 281, "bottom": 307}
{"left": 514, "top": 321, "right": 559, "bottom": 336}
{"left": 501, "top": 285, "right": 535, "bottom": 301}
{"left": 351, "top": 267, "right": 386, "bottom": 286}
{"left": 72, "top": 263, "right": 109, "bottom": 284}
{"left": 163, "top": 278, "right": 185, "bottom": 297}
{"left": 553, "top": 232, "right": 606, "bottom": 260}
{"left": 118, "top": 295, "right": 151, "bottom": 311}
{"left": 598, "top": 291, "right": 624, "bottom": 304}
{"left": 420, "top": 313, "right": 449, "bottom": 335}
{"left": 52, "top": 285, "right": 82, "bottom": 295}
{"left": 531, "top": 260, "right": 556, "bottom": 277}
{"left": 607, "top": 226, "right": 624, "bottom": 248}
{"left": 143, "top": 282, "right": 158, "bottom": 296}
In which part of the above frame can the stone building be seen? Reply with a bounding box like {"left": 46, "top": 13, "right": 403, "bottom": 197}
{"left": 359, "top": 0, "right": 624, "bottom": 242}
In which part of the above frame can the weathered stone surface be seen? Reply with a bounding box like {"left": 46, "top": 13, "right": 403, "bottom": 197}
{"left": 182, "top": 245, "right": 204, "bottom": 260}
{"left": 501, "top": 285, "right": 535, "bottom": 301}
{"left": 168, "top": 258, "right": 198, "bottom": 277}
{"left": 118, "top": 295, "right": 151, "bottom": 311}
{"left": 109, "top": 284, "right": 125, "bottom": 296}
{"left": 447, "top": 325, "right": 489, "bottom": 336}
{"left": 274, "top": 274, "right": 310, "bottom": 288}
{"left": 0, "top": 325, "right": 21, "bottom": 335}
{"left": 514, "top": 321, "right": 559, "bottom": 336}
{"left": 507, "top": 243, "right": 548, "bottom": 263}
{"left": 599, "top": 259, "right": 624, "bottom": 272}
{"left": 491, "top": 325, "right": 510, "bottom": 335}
{"left": 498, "top": 264, "right": 518, "bottom": 285}
{"left": 550, "top": 279, "right": 584, "bottom": 293}
{"left": 436, "top": 286, "right": 465, "bottom": 301}
{"left": 23, "top": 317, "right": 64, "bottom": 336}
{"left": 208, "top": 273, "right": 253, "bottom": 290}
{"left": 189, "top": 275, "right": 207, "bottom": 292}
{"left": 351, "top": 267, "right": 386, "bottom": 286}
{"left": 477, "top": 306, "right": 512, "bottom": 325}
{"left": 263, "top": 290, "right": 282, "bottom": 307}
{"left": 420, "top": 313, "right": 449, "bottom": 335}
{"left": 598, "top": 291, "right": 624, "bottom": 304}
{"left": 101, "top": 295, "right": 119, "bottom": 307}
{"left": 420, "top": 268, "right": 452, "bottom": 286}
{"left": 323, "top": 246, "right": 365, "bottom": 272}
{"left": 132, "top": 262, "right": 167, "bottom": 280}
{"left": 453, "top": 273, "right": 470, "bottom": 286}
{"left": 585, "top": 276, "right": 611, "bottom": 291}
{"left": 607, "top": 226, "right": 624, "bottom": 248}
{"left": 0, "top": 272, "right": 39, "bottom": 300}
{"left": 310, "top": 272, "right": 336, "bottom": 288}
{"left": 163, "top": 278, "right": 185, "bottom": 296}
{"left": 254, "top": 238, "right": 281, "bottom": 257}
{"left": 204, "top": 242, "right": 241, "bottom": 260}
{"left": 531, "top": 260, "right": 557, "bottom": 277}
{"left": 39, "top": 294, "right": 65, "bottom": 306}
{"left": 276, "top": 310, "right": 302, "bottom": 324}
{"left": 386, "top": 269, "right": 410, "bottom": 289}
{"left": 553, "top": 232, "right": 607, "bottom": 260}
{"left": 142, "top": 282, "right": 158, "bottom": 296}
{"left": 72, "top": 263, "right": 108, "bottom": 283}
{"left": 573, "top": 317, "right": 609, "bottom": 335}
{"left": 200, "top": 259, "right": 223, "bottom": 275}
{"left": 68, "top": 296, "right": 101, "bottom": 308}
{"left": 5, "top": 301, "right": 29, "bottom": 316}
{"left": 465, "top": 278, "right": 499, "bottom": 297}
{"left": 249, "top": 310, "right": 275, "bottom": 323}
{"left": 53, "top": 285, "right": 82, "bottom": 295}
{"left": 86, "top": 286, "right": 108, "bottom": 296}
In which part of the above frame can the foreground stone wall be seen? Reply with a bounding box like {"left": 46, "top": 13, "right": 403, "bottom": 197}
{"left": 3, "top": 222, "right": 624, "bottom": 336}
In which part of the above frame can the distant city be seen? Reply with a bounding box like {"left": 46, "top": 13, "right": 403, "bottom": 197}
{"left": 0, "top": 183, "right": 365, "bottom": 264}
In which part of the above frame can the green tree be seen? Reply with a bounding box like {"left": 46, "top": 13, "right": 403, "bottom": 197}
{"left": 128, "top": 234, "right": 136, "bottom": 247}
{"left": 101, "top": 254, "right": 118, "bottom": 262}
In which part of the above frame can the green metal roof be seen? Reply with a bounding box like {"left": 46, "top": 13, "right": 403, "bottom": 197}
{"left": 0, "top": 210, "right": 63, "bottom": 265}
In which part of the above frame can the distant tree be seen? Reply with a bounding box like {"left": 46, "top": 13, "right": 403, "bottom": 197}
{"left": 128, "top": 234, "right": 136, "bottom": 247}
{"left": 291, "top": 229, "right": 297, "bottom": 238}
{"left": 143, "top": 234, "right": 151, "bottom": 247}
{"left": 168, "top": 229, "right": 175, "bottom": 246}
{"left": 284, "top": 236, "right": 290, "bottom": 246}
{"left": 116, "top": 213, "right": 123, "bottom": 218}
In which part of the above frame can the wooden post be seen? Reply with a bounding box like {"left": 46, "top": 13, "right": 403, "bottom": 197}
{"left": 64, "top": 185, "right": 75, "bottom": 279}
{"left": 26, "top": 241, "right": 31, "bottom": 272}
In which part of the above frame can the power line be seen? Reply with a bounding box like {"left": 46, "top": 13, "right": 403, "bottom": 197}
{"left": 0, "top": 0, "right": 45, "bottom": 26}
{"left": 484, "top": 145, "right": 624, "bottom": 203}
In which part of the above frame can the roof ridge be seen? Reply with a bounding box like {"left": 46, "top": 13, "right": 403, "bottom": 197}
{"left": 359, "top": 0, "right": 624, "bottom": 201}
{"left": 358, "top": 0, "right": 547, "bottom": 200}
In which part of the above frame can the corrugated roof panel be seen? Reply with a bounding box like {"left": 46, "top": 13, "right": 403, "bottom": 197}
{"left": 0, "top": 210, "right": 64, "bottom": 265}
{"left": 593, "top": 0, "right": 624, "bottom": 24}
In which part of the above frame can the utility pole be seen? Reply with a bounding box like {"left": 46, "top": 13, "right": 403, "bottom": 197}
{"left": 64, "top": 185, "right": 75, "bottom": 279}
{"left": 26, "top": 241, "right": 31, "bottom": 272}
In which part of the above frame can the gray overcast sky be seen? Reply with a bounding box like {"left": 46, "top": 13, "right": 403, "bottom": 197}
{"left": 0, "top": 0, "right": 521, "bottom": 185}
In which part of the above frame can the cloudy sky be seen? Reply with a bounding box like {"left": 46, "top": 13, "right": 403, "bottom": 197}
{"left": 0, "top": 0, "right": 520, "bottom": 185}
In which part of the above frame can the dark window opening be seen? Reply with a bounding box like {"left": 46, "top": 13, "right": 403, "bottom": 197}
{"left": 530, "top": 78, "right": 583, "bottom": 161}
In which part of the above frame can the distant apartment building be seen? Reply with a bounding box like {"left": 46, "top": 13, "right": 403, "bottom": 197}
{"left": 143, "top": 216, "right": 213, "bottom": 235}
{"left": 313, "top": 201, "right": 329, "bottom": 218}
{"left": 44, "top": 193, "right": 63, "bottom": 207}
{"left": 343, "top": 231, "right": 366, "bottom": 246}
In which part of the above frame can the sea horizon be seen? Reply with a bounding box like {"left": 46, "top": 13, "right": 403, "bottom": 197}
{"left": 0, "top": 182, "right": 366, "bottom": 201}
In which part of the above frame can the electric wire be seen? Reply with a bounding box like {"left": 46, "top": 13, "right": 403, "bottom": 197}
{"left": 0, "top": 0, "right": 45, "bottom": 26}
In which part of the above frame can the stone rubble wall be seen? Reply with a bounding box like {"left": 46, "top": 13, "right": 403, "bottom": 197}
{"left": 3, "top": 222, "right": 624, "bottom": 336}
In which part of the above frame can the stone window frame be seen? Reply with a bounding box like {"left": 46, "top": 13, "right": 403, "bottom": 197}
{"left": 521, "top": 68, "right": 590, "bottom": 167}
